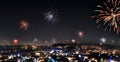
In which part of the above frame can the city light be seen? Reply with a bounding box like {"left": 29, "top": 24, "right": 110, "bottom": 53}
{"left": 72, "top": 39, "right": 76, "bottom": 43}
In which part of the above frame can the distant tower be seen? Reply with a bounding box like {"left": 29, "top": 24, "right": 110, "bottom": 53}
{"left": 33, "top": 38, "right": 39, "bottom": 46}
{"left": 51, "top": 38, "right": 57, "bottom": 44}
{"left": 33, "top": 38, "right": 38, "bottom": 43}
{"left": 3, "top": 40, "right": 9, "bottom": 45}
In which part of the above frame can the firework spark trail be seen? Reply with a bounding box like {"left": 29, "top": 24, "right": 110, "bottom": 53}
{"left": 92, "top": 0, "right": 120, "bottom": 34}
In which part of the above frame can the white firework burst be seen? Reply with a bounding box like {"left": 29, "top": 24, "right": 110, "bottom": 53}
{"left": 43, "top": 9, "right": 58, "bottom": 23}
{"left": 100, "top": 37, "right": 106, "bottom": 43}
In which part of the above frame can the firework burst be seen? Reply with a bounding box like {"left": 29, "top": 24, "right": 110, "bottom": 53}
{"left": 43, "top": 9, "right": 58, "bottom": 23}
{"left": 19, "top": 20, "right": 29, "bottom": 30}
{"left": 100, "top": 37, "right": 106, "bottom": 43}
{"left": 92, "top": 0, "right": 120, "bottom": 34}
{"left": 78, "top": 31, "right": 84, "bottom": 38}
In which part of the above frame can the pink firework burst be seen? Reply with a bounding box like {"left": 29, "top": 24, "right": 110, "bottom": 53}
{"left": 19, "top": 20, "right": 29, "bottom": 30}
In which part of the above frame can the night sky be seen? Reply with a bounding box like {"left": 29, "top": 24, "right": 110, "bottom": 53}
{"left": 0, "top": 0, "right": 120, "bottom": 44}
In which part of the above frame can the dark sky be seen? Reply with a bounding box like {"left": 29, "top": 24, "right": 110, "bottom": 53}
{"left": 0, "top": 0, "right": 120, "bottom": 44}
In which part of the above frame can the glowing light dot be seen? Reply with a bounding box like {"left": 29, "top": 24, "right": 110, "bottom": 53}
{"left": 72, "top": 39, "right": 75, "bottom": 43}
{"left": 49, "top": 14, "right": 53, "bottom": 19}
{"left": 13, "top": 39, "right": 18, "bottom": 44}
{"left": 78, "top": 31, "right": 84, "bottom": 38}
{"left": 79, "top": 32, "right": 83, "bottom": 36}
{"left": 112, "top": 40, "right": 115, "bottom": 43}
{"left": 100, "top": 38, "right": 106, "bottom": 43}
